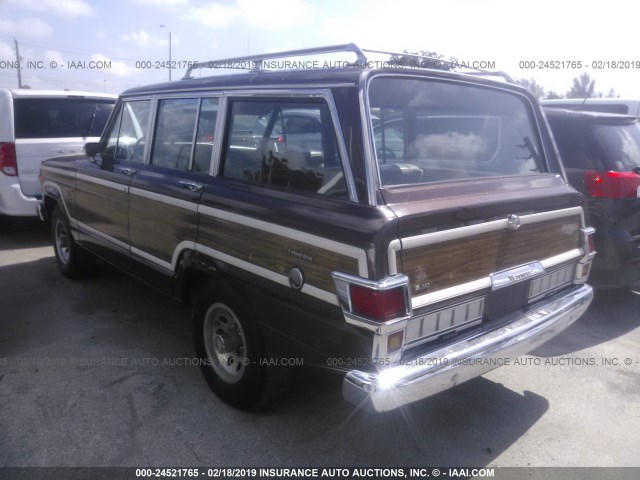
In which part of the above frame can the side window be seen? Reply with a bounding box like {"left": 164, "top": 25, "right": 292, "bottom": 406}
{"left": 101, "top": 100, "right": 151, "bottom": 165}
{"left": 222, "top": 100, "right": 348, "bottom": 199}
{"left": 151, "top": 98, "right": 199, "bottom": 170}
{"left": 193, "top": 98, "right": 219, "bottom": 173}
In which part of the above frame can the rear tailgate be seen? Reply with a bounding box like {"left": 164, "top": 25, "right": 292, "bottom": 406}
{"left": 382, "top": 175, "right": 585, "bottom": 347}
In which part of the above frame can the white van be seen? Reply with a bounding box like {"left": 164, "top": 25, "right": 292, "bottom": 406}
{"left": 542, "top": 98, "right": 640, "bottom": 116}
{"left": 0, "top": 89, "right": 116, "bottom": 228}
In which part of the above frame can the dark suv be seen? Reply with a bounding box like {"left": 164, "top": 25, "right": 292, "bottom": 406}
{"left": 545, "top": 107, "right": 640, "bottom": 290}
{"left": 38, "top": 44, "right": 595, "bottom": 412}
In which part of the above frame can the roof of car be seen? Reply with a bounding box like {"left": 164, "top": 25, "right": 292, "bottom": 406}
{"left": 7, "top": 89, "right": 117, "bottom": 99}
{"left": 543, "top": 98, "right": 640, "bottom": 105}
{"left": 543, "top": 106, "right": 638, "bottom": 124}
{"left": 120, "top": 66, "right": 530, "bottom": 98}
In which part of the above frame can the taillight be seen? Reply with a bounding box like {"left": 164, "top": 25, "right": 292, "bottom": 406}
{"left": 350, "top": 284, "right": 407, "bottom": 322}
{"left": 584, "top": 170, "right": 640, "bottom": 198}
{"left": 587, "top": 231, "right": 596, "bottom": 255}
{"left": 575, "top": 227, "right": 596, "bottom": 283}
{"left": 0, "top": 142, "right": 18, "bottom": 176}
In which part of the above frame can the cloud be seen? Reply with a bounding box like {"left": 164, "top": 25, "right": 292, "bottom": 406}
{"left": 133, "top": 0, "right": 190, "bottom": 7}
{"left": 0, "top": 18, "right": 54, "bottom": 38}
{"left": 7, "top": 0, "right": 94, "bottom": 19}
{"left": 44, "top": 50, "right": 65, "bottom": 65}
{"left": 121, "top": 29, "right": 170, "bottom": 48}
{"left": 91, "top": 53, "right": 133, "bottom": 77}
{"left": 182, "top": 3, "right": 238, "bottom": 29}
{"left": 238, "top": 0, "right": 312, "bottom": 31}
{"left": 182, "top": 0, "right": 312, "bottom": 31}
{"left": 0, "top": 42, "right": 15, "bottom": 61}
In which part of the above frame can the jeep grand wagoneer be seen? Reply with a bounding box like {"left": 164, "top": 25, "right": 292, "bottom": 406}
{"left": 39, "top": 44, "right": 595, "bottom": 411}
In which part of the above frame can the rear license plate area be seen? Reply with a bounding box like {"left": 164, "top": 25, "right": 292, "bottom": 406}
{"left": 486, "top": 281, "right": 531, "bottom": 320}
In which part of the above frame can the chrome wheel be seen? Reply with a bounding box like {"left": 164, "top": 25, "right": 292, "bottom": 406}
{"left": 203, "top": 303, "right": 248, "bottom": 384}
{"left": 54, "top": 218, "right": 71, "bottom": 265}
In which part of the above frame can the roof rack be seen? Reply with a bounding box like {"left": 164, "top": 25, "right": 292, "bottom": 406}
{"left": 181, "top": 43, "right": 513, "bottom": 83}
{"left": 182, "top": 43, "right": 367, "bottom": 79}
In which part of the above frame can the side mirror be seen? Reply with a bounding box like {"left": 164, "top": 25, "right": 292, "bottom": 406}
{"left": 84, "top": 142, "right": 101, "bottom": 157}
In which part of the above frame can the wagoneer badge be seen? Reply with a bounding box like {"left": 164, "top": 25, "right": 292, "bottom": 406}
{"left": 507, "top": 214, "right": 521, "bottom": 231}
{"left": 491, "top": 261, "right": 545, "bottom": 290}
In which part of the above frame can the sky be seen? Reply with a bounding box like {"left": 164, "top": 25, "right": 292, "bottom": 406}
{"left": 1, "top": 0, "right": 639, "bottom": 97}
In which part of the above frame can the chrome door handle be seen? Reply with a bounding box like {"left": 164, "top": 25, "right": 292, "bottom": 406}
{"left": 180, "top": 181, "right": 205, "bottom": 192}
{"left": 120, "top": 167, "right": 137, "bottom": 176}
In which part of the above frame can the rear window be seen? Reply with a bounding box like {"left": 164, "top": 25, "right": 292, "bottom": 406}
{"left": 548, "top": 114, "right": 640, "bottom": 171}
{"left": 593, "top": 122, "right": 640, "bottom": 170}
{"left": 13, "top": 98, "right": 115, "bottom": 139}
{"left": 369, "top": 77, "right": 545, "bottom": 186}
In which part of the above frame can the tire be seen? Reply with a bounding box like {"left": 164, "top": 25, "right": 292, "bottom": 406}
{"left": 51, "top": 205, "right": 96, "bottom": 278}
{"left": 0, "top": 215, "right": 12, "bottom": 233}
{"left": 193, "top": 282, "right": 290, "bottom": 410}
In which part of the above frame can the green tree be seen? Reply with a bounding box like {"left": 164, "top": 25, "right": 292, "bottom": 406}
{"left": 545, "top": 90, "right": 563, "bottom": 99}
{"left": 606, "top": 88, "right": 619, "bottom": 98}
{"left": 567, "top": 73, "right": 596, "bottom": 98}
{"left": 515, "top": 78, "right": 545, "bottom": 100}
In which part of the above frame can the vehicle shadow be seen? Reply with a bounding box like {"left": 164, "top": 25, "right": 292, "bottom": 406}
{"left": 0, "top": 217, "right": 50, "bottom": 251}
{"left": 0, "top": 256, "right": 548, "bottom": 468}
{"left": 264, "top": 368, "right": 548, "bottom": 467}
{"left": 531, "top": 288, "right": 640, "bottom": 357}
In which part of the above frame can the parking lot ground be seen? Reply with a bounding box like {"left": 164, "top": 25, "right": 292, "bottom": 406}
{"left": 1, "top": 220, "right": 639, "bottom": 467}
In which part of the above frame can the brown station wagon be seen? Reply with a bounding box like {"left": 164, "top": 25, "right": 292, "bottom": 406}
{"left": 38, "top": 44, "right": 596, "bottom": 411}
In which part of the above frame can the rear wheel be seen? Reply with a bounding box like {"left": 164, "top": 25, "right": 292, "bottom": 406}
{"left": 0, "top": 215, "right": 12, "bottom": 233}
{"left": 51, "top": 205, "right": 96, "bottom": 278}
{"left": 193, "top": 283, "right": 290, "bottom": 410}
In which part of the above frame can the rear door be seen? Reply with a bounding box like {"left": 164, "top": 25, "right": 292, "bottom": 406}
{"left": 13, "top": 95, "right": 114, "bottom": 197}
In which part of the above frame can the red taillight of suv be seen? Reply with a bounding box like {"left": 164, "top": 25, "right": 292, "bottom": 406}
{"left": 350, "top": 284, "right": 408, "bottom": 322}
{"left": 0, "top": 142, "right": 18, "bottom": 176}
{"left": 584, "top": 170, "right": 640, "bottom": 199}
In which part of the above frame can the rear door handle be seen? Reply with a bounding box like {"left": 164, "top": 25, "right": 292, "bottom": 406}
{"left": 120, "top": 167, "right": 137, "bottom": 176}
{"left": 180, "top": 181, "right": 205, "bottom": 192}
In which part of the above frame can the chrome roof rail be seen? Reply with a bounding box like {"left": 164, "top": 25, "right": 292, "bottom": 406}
{"left": 182, "top": 43, "right": 367, "bottom": 79}
{"left": 462, "top": 71, "right": 515, "bottom": 83}
{"left": 360, "top": 48, "right": 460, "bottom": 70}
{"left": 181, "top": 43, "right": 514, "bottom": 84}
{"left": 360, "top": 48, "right": 514, "bottom": 83}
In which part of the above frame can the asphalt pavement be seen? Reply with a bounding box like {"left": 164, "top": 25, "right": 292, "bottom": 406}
{"left": 1, "top": 219, "right": 639, "bottom": 468}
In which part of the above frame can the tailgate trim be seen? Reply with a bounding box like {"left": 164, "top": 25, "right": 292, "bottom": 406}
{"left": 387, "top": 205, "right": 585, "bottom": 309}
{"left": 410, "top": 249, "right": 582, "bottom": 309}
{"left": 388, "top": 206, "right": 584, "bottom": 275}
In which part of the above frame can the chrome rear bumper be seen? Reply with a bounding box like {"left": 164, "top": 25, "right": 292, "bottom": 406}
{"left": 343, "top": 284, "right": 593, "bottom": 412}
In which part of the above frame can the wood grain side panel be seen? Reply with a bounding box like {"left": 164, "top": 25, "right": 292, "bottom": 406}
{"left": 198, "top": 215, "right": 359, "bottom": 293}
{"left": 44, "top": 171, "right": 76, "bottom": 218}
{"left": 74, "top": 179, "right": 129, "bottom": 244}
{"left": 129, "top": 195, "right": 198, "bottom": 263}
{"left": 401, "top": 216, "right": 582, "bottom": 296}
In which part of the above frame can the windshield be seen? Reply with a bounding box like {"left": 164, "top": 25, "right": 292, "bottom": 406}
{"left": 369, "top": 77, "right": 545, "bottom": 186}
